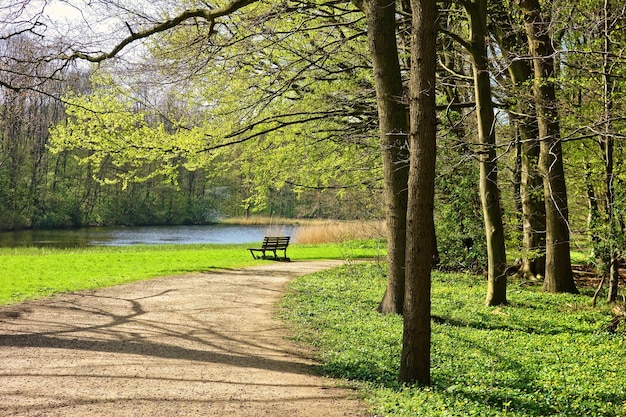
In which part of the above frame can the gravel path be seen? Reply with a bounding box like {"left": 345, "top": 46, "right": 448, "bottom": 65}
{"left": 0, "top": 260, "right": 370, "bottom": 416}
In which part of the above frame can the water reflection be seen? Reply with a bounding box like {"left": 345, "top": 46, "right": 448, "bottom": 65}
{"left": 0, "top": 225, "right": 297, "bottom": 248}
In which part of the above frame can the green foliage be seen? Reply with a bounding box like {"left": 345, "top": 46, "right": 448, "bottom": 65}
{"left": 43, "top": 6, "right": 383, "bottom": 221}
{"left": 0, "top": 206, "right": 29, "bottom": 231}
{"left": 46, "top": 2, "right": 382, "bottom": 220}
{"left": 49, "top": 77, "right": 188, "bottom": 188}
{"left": 282, "top": 263, "right": 626, "bottom": 416}
{"left": 589, "top": 185, "right": 626, "bottom": 273}
{"left": 30, "top": 192, "right": 82, "bottom": 229}
{"left": 555, "top": 0, "right": 626, "bottom": 267}
{"left": 434, "top": 114, "right": 487, "bottom": 271}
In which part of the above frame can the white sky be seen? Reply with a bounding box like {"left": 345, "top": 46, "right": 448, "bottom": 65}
{"left": 44, "top": 1, "right": 83, "bottom": 22}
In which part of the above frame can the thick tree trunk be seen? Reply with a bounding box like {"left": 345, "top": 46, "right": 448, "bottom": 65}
{"left": 361, "top": 0, "right": 410, "bottom": 315}
{"left": 464, "top": 0, "right": 508, "bottom": 306}
{"left": 399, "top": 0, "right": 438, "bottom": 385}
{"left": 517, "top": 0, "right": 578, "bottom": 294}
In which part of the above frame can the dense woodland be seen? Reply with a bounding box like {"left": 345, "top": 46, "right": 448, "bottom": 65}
{"left": 2, "top": 0, "right": 626, "bottom": 383}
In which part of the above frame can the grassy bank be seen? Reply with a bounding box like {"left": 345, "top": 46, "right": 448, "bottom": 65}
{"left": 0, "top": 241, "right": 381, "bottom": 305}
{"left": 281, "top": 263, "right": 625, "bottom": 416}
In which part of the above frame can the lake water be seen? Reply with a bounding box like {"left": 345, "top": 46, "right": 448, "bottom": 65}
{"left": 0, "top": 225, "right": 298, "bottom": 248}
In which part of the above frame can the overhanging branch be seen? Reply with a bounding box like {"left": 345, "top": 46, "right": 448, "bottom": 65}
{"left": 61, "top": 0, "right": 259, "bottom": 63}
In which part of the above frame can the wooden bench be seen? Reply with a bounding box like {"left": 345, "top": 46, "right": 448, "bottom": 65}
{"left": 248, "top": 236, "right": 291, "bottom": 261}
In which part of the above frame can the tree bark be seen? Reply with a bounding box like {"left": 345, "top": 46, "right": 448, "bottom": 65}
{"left": 508, "top": 61, "right": 546, "bottom": 280}
{"left": 490, "top": 1, "right": 546, "bottom": 281}
{"left": 360, "top": 0, "right": 410, "bottom": 315}
{"left": 517, "top": 0, "right": 578, "bottom": 294}
{"left": 463, "top": 0, "right": 508, "bottom": 305}
{"left": 598, "top": 0, "right": 620, "bottom": 303}
{"left": 399, "top": 0, "right": 438, "bottom": 385}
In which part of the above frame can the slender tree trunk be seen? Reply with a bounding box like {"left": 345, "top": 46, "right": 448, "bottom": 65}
{"left": 464, "top": 0, "right": 508, "bottom": 305}
{"left": 399, "top": 0, "right": 438, "bottom": 385}
{"left": 490, "top": 1, "right": 545, "bottom": 280}
{"left": 517, "top": 0, "right": 578, "bottom": 294}
{"left": 602, "top": 0, "right": 619, "bottom": 302}
{"left": 359, "top": 0, "right": 410, "bottom": 315}
{"left": 585, "top": 161, "right": 600, "bottom": 233}
{"left": 508, "top": 61, "right": 546, "bottom": 280}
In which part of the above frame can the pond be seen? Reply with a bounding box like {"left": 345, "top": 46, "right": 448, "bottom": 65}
{"left": 0, "top": 224, "right": 298, "bottom": 248}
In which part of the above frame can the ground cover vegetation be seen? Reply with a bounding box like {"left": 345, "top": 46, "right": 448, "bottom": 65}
{"left": 2, "top": 0, "right": 626, "bottom": 383}
{"left": 0, "top": 241, "right": 378, "bottom": 305}
{"left": 281, "top": 263, "right": 626, "bottom": 416}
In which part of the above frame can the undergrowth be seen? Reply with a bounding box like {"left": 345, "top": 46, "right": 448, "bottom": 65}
{"left": 280, "top": 263, "right": 626, "bottom": 416}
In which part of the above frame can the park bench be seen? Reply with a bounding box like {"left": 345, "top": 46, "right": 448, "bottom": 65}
{"left": 248, "top": 236, "right": 291, "bottom": 261}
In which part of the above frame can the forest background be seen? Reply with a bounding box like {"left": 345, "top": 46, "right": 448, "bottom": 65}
{"left": 2, "top": 0, "right": 624, "bottom": 274}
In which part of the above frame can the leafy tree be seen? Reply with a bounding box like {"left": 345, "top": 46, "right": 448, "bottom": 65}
{"left": 490, "top": 1, "right": 546, "bottom": 281}
{"left": 0, "top": 34, "right": 75, "bottom": 230}
{"left": 435, "top": 2, "right": 486, "bottom": 272}
{"left": 557, "top": 0, "right": 626, "bottom": 301}
{"left": 61, "top": 2, "right": 381, "bottom": 219}
{"left": 464, "top": 0, "right": 508, "bottom": 305}
{"left": 439, "top": 0, "right": 508, "bottom": 305}
{"left": 516, "top": 0, "right": 578, "bottom": 294}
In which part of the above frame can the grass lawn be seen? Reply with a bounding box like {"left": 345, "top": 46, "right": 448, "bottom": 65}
{"left": 4, "top": 239, "right": 623, "bottom": 416}
{"left": 281, "top": 262, "right": 626, "bottom": 417}
{"left": 0, "top": 240, "right": 381, "bottom": 305}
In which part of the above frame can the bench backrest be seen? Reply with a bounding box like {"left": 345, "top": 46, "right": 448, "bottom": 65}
{"left": 262, "top": 236, "right": 290, "bottom": 248}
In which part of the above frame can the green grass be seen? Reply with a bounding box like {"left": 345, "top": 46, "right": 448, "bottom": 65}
{"left": 0, "top": 241, "right": 380, "bottom": 305}
{"left": 281, "top": 263, "right": 626, "bottom": 416}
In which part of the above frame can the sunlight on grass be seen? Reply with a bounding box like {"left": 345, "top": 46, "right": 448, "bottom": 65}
{"left": 0, "top": 242, "right": 383, "bottom": 305}
{"left": 281, "top": 263, "right": 626, "bottom": 417}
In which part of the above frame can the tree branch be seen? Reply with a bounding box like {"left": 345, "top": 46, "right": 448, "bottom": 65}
{"left": 62, "top": 0, "right": 259, "bottom": 63}
{"left": 439, "top": 26, "right": 471, "bottom": 51}
{"left": 202, "top": 110, "right": 346, "bottom": 152}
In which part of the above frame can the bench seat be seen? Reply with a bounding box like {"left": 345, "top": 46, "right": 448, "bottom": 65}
{"left": 248, "top": 236, "right": 290, "bottom": 261}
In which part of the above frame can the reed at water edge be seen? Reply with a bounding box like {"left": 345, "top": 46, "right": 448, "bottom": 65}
{"left": 220, "top": 217, "right": 385, "bottom": 244}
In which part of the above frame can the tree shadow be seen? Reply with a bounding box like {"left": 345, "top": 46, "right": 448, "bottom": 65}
{"left": 0, "top": 290, "right": 316, "bottom": 377}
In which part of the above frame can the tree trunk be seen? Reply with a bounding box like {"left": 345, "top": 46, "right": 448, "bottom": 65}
{"left": 464, "top": 0, "right": 508, "bottom": 306}
{"left": 509, "top": 61, "right": 546, "bottom": 280}
{"left": 360, "top": 0, "right": 410, "bottom": 315}
{"left": 399, "top": 0, "right": 438, "bottom": 385}
{"left": 601, "top": 0, "right": 619, "bottom": 303}
{"left": 517, "top": 0, "right": 578, "bottom": 294}
{"left": 490, "top": 0, "right": 546, "bottom": 281}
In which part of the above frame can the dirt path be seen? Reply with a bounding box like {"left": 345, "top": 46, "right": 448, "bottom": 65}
{"left": 0, "top": 260, "right": 371, "bottom": 416}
